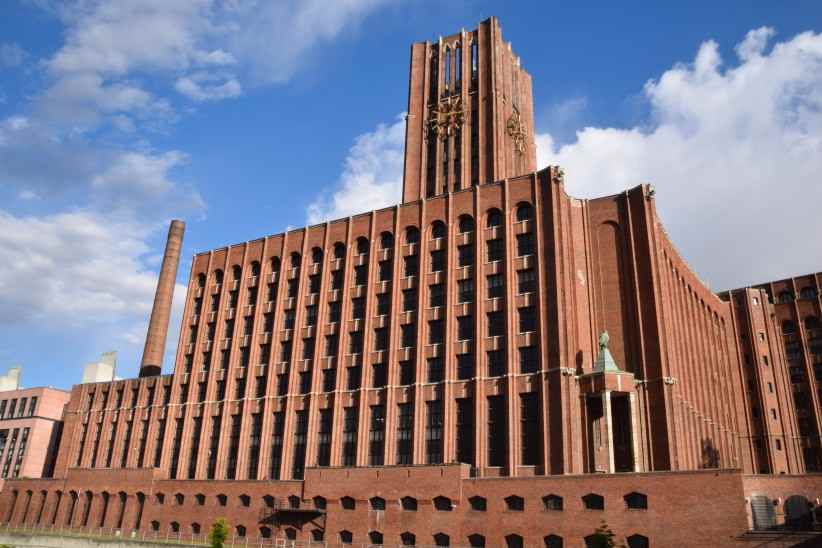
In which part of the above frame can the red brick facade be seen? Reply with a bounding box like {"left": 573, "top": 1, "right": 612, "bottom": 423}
{"left": 2, "top": 16, "right": 822, "bottom": 547}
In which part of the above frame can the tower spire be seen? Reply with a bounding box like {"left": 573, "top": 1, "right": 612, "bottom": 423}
{"left": 401, "top": 16, "right": 536, "bottom": 203}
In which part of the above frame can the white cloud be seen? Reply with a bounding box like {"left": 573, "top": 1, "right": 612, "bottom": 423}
{"left": 34, "top": 0, "right": 396, "bottom": 128}
{"left": 307, "top": 114, "right": 405, "bottom": 224}
{"left": 174, "top": 72, "right": 242, "bottom": 101}
{"left": 0, "top": 211, "right": 156, "bottom": 324}
{"left": 537, "top": 27, "right": 822, "bottom": 290}
{"left": 0, "top": 43, "right": 27, "bottom": 67}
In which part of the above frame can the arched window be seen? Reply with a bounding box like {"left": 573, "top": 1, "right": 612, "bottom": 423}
{"left": 543, "top": 494, "right": 563, "bottom": 510}
{"left": 582, "top": 493, "right": 604, "bottom": 510}
{"left": 505, "top": 534, "right": 524, "bottom": 548}
{"left": 340, "top": 530, "right": 353, "bottom": 544}
{"left": 170, "top": 521, "right": 180, "bottom": 533}
{"left": 458, "top": 214, "right": 475, "bottom": 233}
{"left": 250, "top": 261, "right": 261, "bottom": 277}
{"left": 285, "top": 528, "right": 297, "bottom": 540}
{"left": 544, "top": 535, "right": 563, "bottom": 548}
{"left": 431, "top": 220, "right": 447, "bottom": 239}
{"left": 505, "top": 495, "right": 524, "bottom": 511}
{"left": 356, "top": 237, "right": 370, "bottom": 255}
{"left": 333, "top": 242, "right": 346, "bottom": 259}
{"left": 468, "top": 496, "right": 486, "bottom": 511}
{"left": 313, "top": 496, "right": 326, "bottom": 510}
{"left": 444, "top": 46, "right": 451, "bottom": 88}
{"left": 468, "top": 534, "right": 486, "bottom": 547}
{"left": 263, "top": 495, "right": 275, "bottom": 508}
{"left": 239, "top": 494, "right": 250, "bottom": 507}
{"left": 232, "top": 265, "right": 242, "bottom": 280}
{"left": 405, "top": 226, "right": 420, "bottom": 244}
{"left": 455, "top": 44, "right": 462, "bottom": 85}
{"left": 214, "top": 269, "right": 224, "bottom": 284}
{"left": 155, "top": 493, "right": 165, "bottom": 505}
{"left": 370, "top": 497, "right": 386, "bottom": 510}
{"left": 269, "top": 257, "right": 281, "bottom": 272}
{"left": 806, "top": 316, "right": 820, "bottom": 330}
{"left": 311, "top": 529, "right": 323, "bottom": 541}
{"left": 486, "top": 208, "right": 503, "bottom": 228}
{"left": 174, "top": 493, "right": 184, "bottom": 506}
{"left": 516, "top": 202, "right": 533, "bottom": 221}
{"left": 434, "top": 496, "right": 452, "bottom": 511}
{"left": 216, "top": 494, "right": 227, "bottom": 506}
{"left": 290, "top": 252, "right": 301, "bottom": 269}
{"left": 370, "top": 531, "right": 384, "bottom": 545}
{"left": 626, "top": 534, "right": 649, "bottom": 548}
{"left": 401, "top": 532, "right": 416, "bottom": 546}
{"left": 191, "top": 523, "right": 201, "bottom": 535}
{"left": 236, "top": 525, "right": 246, "bottom": 537}
{"left": 259, "top": 526, "right": 271, "bottom": 538}
{"left": 624, "top": 492, "right": 648, "bottom": 509}
{"left": 783, "top": 320, "right": 797, "bottom": 334}
{"left": 311, "top": 247, "right": 323, "bottom": 264}
{"left": 341, "top": 496, "right": 355, "bottom": 510}
{"left": 434, "top": 532, "right": 450, "bottom": 547}
{"left": 400, "top": 496, "right": 417, "bottom": 511}
{"left": 197, "top": 273, "right": 206, "bottom": 287}
{"left": 151, "top": 520, "right": 160, "bottom": 532}
{"left": 380, "top": 231, "right": 394, "bottom": 249}
{"left": 288, "top": 495, "right": 300, "bottom": 509}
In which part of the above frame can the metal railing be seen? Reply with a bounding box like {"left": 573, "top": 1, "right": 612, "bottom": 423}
{"left": 0, "top": 522, "right": 468, "bottom": 548}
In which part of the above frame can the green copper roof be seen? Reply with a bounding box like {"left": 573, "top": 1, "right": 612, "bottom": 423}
{"left": 593, "top": 331, "right": 621, "bottom": 373}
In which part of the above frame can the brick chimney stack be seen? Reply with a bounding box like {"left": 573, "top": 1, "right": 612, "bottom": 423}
{"left": 139, "top": 219, "right": 185, "bottom": 377}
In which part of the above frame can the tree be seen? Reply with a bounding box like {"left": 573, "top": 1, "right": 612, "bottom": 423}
{"left": 586, "top": 521, "right": 622, "bottom": 548}
{"left": 208, "top": 518, "right": 230, "bottom": 548}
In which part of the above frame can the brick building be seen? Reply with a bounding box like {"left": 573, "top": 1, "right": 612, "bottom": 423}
{"left": 0, "top": 370, "right": 69, "bottom": 492}
{"left": 2, "top": 17, "right": 822, "bottom": 548}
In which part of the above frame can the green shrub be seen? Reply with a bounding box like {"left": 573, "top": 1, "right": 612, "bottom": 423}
{"left": 208, "top": 518, "right": 229, "bottom": 548}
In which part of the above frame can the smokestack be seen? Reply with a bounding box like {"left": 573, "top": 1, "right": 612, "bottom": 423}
{"left": 140, "top": 220, "right": 185, "bottom": 377}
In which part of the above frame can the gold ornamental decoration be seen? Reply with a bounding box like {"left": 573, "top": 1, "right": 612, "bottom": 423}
{"left": 426, "top": 97, "right": 464, "bottom": 139}
{"left": 506, "top": 108, "right": 528, "bottom": 154}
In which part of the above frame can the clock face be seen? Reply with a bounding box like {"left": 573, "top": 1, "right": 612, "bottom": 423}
{"left": 426, "top": 97, "right": 464, "bottom": 139}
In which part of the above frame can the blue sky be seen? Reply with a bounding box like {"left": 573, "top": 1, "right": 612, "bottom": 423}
{"left": 1, "top": 0, "right": 821, "bottom": 390}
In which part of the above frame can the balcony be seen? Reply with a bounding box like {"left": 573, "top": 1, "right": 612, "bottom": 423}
{"left": 225, "top": 308, "right": 236, "bottom": 320}
{"left": 203, "top": 340, "right": 213, "bottom": 352}
{"left": 248, "top": 275, "right": 258, "bottom": 288}
{"left": 231, "top": 279, "right": 240, "bottom": 291}
{"left": 268, "top": 271, "right": 279, "bottom": 284}
{"left": 220, "top": 338, "right": 232, "bottom": 351}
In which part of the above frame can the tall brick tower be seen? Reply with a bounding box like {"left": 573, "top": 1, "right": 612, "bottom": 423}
{"left": 401, "top": 17, "right": 537, "bottom": 203}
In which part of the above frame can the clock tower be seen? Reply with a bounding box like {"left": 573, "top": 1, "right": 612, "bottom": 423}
{"left": 401, "top": 17, "right": 537, "bottom": 203}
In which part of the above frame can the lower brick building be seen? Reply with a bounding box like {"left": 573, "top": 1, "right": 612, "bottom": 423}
{"left": 2, "top": 16, "right": 822, "bottom": 548}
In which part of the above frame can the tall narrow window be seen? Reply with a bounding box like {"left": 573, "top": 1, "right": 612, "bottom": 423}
{"left": 207, "top": 416, "right": 221, "bottom": 479}
{"left": 471, "top": 41, "right": 478, "bottom": 80}
{"left": 152, "top": 419, "right": 165, "bottom": 468}
{"left": 444, "top": 47, "right": 451, "bottom": 90}
{"left": 342, "top": 407, "right": 358, "bottom": 466}
{"left": 397, "top": 403, "right": 413, "bottom": 464}
{"left": 457, "top": 353, "right": 474, "bottom": 380}
{"left": 187, "top": 416, "right": 202, "bottom": 479}
{"left": 455, "top": 44, "right": 462, "bottom": 86}
{"left": 120, "top": 420, "right": 134, "bottom": 468}
{"left": 426, "top": 400, "right": 444, "bottom": 464}
{"left": 247, "top": 414, "right": 262, "bottom": 479}
{"left": 427, "top": 357, "right": 444, "bottom": 383}
{"left": 226, "top": 414, "right": 241, "bottom": 480}
{"left": 487, "top": 396, "right": 506, "bottom": 467}
{"left": 317, "top": 409, "right": 332, "bottom": 467}
{"left": 456, "top": 398, "right": 474, "bottom": 465}
{"left": 520, "top": 393, "right": 539, "bottom": 466}
{"left": 168, "top": 419, "right": 184, "bottom": 479}
{"left": 369, "top": 405, "right": 386, "bottom": 466}
{"left": 270, "top": 413, "right": 284, "bottom": 479}
{"left": 292, "top": 410, "right": 308, "bottom": 479}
